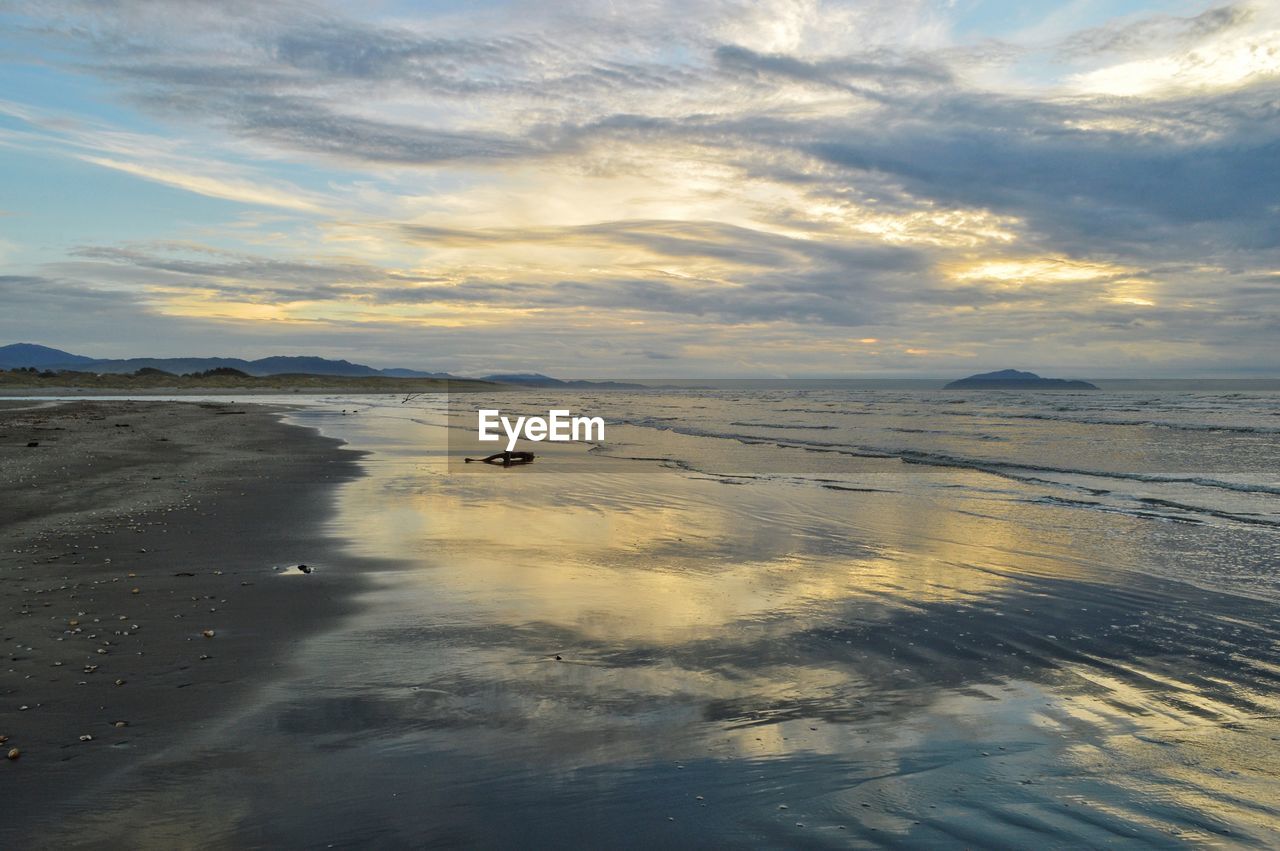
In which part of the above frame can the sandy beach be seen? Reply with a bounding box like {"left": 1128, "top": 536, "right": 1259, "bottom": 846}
{"left": 3, "top": 393, "right": 1279, "bottom": 848}
{"left": 0, "top": 400, "right": 370, "bottom": 840}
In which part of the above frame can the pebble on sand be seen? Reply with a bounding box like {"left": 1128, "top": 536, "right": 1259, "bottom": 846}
{"left": 6, "top": 748, "right": 18, "bottom": 760}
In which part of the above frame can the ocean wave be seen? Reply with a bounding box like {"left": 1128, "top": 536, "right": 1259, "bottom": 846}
{"left": 728, "top": 421, "right": 837, "bottom": 430}
{"left": 621, "top": 420, "right": 1280, "bottom": 499}
{"left": 938, "top": 410, "right": 1280, "bottom": 435}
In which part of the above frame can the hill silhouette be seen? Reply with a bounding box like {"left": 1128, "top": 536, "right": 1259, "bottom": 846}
{"left": 944, "top": 369, "right": 1098, "bottom": 390}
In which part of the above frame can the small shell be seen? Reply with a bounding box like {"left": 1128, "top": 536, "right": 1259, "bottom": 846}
{"left": 6, "top": 748, "right": 18, "bottom": 760}
{"left": 201, "top": 629, "right": 216, "bottom": 638}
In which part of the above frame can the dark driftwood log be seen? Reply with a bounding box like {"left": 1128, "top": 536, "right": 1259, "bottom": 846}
{"left": 464, "top": 451, "right": 536, "bottom": 467}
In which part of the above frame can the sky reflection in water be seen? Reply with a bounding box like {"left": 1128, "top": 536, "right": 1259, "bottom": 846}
{"left": 49, "top": 392, "right": 1280, "bottom": 847}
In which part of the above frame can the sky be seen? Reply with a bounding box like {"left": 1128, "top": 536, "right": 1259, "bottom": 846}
{"left": 1, "top": 0, "right": 1278, "bottom": 377}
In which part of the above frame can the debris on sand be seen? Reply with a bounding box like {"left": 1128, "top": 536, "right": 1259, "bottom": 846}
{"left": 26, "top": 441, "right": 38, "bottom": 448}
{"left": 201, "top": 629, "right": 215, "bottom": 638}
{"left": 297, "top": 564, "right": 312, "bottom": 574}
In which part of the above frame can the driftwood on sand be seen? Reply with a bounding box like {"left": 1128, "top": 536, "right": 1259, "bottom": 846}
{"left": 464, "top": 451, "right": 535, "bottom": 467}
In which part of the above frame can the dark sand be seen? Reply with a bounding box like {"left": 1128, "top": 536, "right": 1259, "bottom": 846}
{"left": 0, "top": 400, "right": 367, "bottom": 842}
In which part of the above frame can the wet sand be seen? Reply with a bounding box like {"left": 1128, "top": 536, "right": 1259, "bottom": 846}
{"left": 0, "top": 400, "right": 370, "bottom": 842}
{"left": 4, "top": 397, "right": 1279, "bottom": 848}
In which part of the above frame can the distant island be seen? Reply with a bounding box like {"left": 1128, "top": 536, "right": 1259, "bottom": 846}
{"left": 481, "top": 373, "right": 650, "bottom": 389}
{"left": 944, "top": 369, "right": 1098, "bottom": 390}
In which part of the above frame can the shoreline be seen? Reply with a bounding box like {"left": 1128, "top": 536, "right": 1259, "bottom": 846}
{"left": 0, "top": 399, "right": 372, "bottom": 840}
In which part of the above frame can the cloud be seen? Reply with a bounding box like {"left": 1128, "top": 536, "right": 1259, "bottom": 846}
{"left": 65, "top": 236, "right": 918, "bottom": 328}
{"left": 1059, "top": 4, "right": 1255, "bottom": 58}
{"left": 77, "top": 156, "right": 327, "bottom": 212}
{"left": 1061, "top": 3, "right": 1280, "bottom": 96}
{"left": 400, "top": 219, "right": 925, "bottom": 271}
{"left": 713, "top": 43, "right": 952, "bottom": 91}
{"left": 2, "top": 0, "right": 1280, "bottom": 374}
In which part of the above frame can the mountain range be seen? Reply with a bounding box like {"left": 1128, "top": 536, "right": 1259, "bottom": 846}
{"left": 0, "top": 343, "right": 454, "bottom": 379}
{"left": 0, "top": 343, "right": 647, "bottom": 387}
